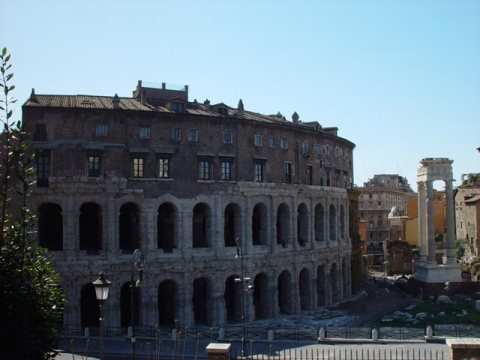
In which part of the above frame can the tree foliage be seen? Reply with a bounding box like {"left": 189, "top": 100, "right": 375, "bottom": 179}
{"left": 0, "top": 47, "right": 65, "bottom": 359}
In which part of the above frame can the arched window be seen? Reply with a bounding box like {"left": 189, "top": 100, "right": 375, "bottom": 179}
{"left": 158, "top": 280, "right": 177, "bottom": 327}
{"left": 254, "top": 273, "right": 269, "bottom": 319}
{"left": 252, "top": 203, "right": 268, "bottom": 245}
{"left": 224, "top": 203, "right": 241, "bottom": 247}
{"left": 340, "top": 205, "right": 345, "bottom": 239}
{"left": 157, "top": 203, "right": 176, "bottom": 252}
{"left": 329, "top": 204, "right": 336, "bottom": 241}
{"left": 314, "top": 204, "right": 325, "bottom": 242}
{"left": 193, "top": 277, "right": 210, "bottom": 325}
{"left": 79, "top": 202, "right": 102, "bottom": 251}
{"left": 120, "top": 282, "right": 140, "bottom": 327}
{"left": 276, "top": 204, "right": 290, "bottom": 247}
{"left": 278, "top": 271, "right": 292, "bottom": 315}
{"left": 299, "top": 268, "right": 311, "bottom": 310}
{"left": 119, "top": 203, "right": 140, "bottom": 252}
{"left": 224, "top": 275, "right": 242, "bottom": 323}
{"left": 80, "top": 283, "right": 98, "bottom": 328}
{"left": 38, "top": 203, "right": 63, "bottom": 250}
{"left": 297, "top": 203, "right": 308, "bottom": 246}
{"left": 192, "top": 203, "right": 211, "bottom": 248}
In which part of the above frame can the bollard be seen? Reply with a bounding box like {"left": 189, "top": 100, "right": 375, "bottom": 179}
{"left": 317, "top": 328, "right": 326, "bottom": 342}
{"left": 371, "top": 328, "right": 379, "bottom": 342}
{"left": 84, "top": 327, "right": 90, "bottom": 338}
{"left": 172, "top": 328, "right": 177, "bottom": 340}
{"left": 426, "top": 325, "right": 433, "bottom": 339}
{"left": 127, "top": 326, "right": 132, "bottom": 338}
{"left": 267, "top": 329, "right": 274, "bottom": 341}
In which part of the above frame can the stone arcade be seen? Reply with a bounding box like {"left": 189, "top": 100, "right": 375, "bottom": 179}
{"left": 23, "top": 81, "right": 357, "bottom": 331}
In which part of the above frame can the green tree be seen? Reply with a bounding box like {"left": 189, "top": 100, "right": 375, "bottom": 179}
{"left": 0, "top": 47, "right": 65, "bottom": 359}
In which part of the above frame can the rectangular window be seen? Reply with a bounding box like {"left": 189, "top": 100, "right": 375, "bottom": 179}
{"left": 87, "top": 155, "right": 100, "bottom": 177}
{"left": 158, "top": 158, "right": 169, "bottom": 178}
{"left": 199, "top": 160, "right": 211, "bottom": 180}
{"left": 254, "top": 134, "right": 262, "bottom": 147}
{"left": 315, "top": 143, "right": 322, "bottom": 155}
{"left": 223, "top": 131, "right": 233, "bottom": 144}
{"left": 95, "top": 123, "right": 108, "bottom": 137}
{"left": 268, "top": 137, "right": 275, "bottom": 148}
{"left": 284, "top": 162, "right": 292, "bottom": 184}
{"left": 171, "top": 102, "right": 185, "bottom": 113}
{"left": 170, "top": 128, "right": 181, "bottom": 141}
{"left": 33, "top": 124, "right": 47, "bottom": 141}
{"left": 254, "top": 162, "right": 264, "bottom": 182}
{"left": 133, "top": 158, "right": 144, "bottom": 178}
{"left": 301, "top": 142, "right": 309, "bottom": 156}
{"left": 35, "top": 150, "right": 50, "bottom": 187}
{"left": 306, "top": 165, "right": 313, "bottom": 185}
{"left": 187, "top": 129, "right": 198, "bottom": 142}
{"left": 280, "top": 137, "right": 288, "bottom": 149}
{"left": 221, "top": 161, "right": 233, "bottom": 181}
{"left": 139, "top": 126, "right": 150, "bottom": 139}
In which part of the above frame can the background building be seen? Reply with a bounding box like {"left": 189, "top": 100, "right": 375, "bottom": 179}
{"left": 23, "top": 81, "right": 356, "bottom": 332}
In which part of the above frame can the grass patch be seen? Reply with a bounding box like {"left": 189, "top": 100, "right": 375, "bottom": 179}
{"left": 374, "top": 298, "right": 480, "bottom": 328}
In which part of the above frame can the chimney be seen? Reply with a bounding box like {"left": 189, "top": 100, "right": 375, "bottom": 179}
{"left": 204, "top": 99, "right": 210, "bottom": 109}
{"left": 237, "top": 99, "right": 244, "bottom": 118}
{"left": 112, "top": 93, "right": 120, "bottom": 109}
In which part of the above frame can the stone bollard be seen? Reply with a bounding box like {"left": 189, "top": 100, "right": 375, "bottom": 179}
{"left": 267, "top": 329, "right": 274, "bottom": 341}
{"left": 218, "top": 327, "right": 225, "bottom": 340}
{"left": 426, "top": 325, "right": 433, "bottom": 340}
{"left": 127, "top": 326, "right": 132, "bottom": 338}
{"left": 84, "top": 327, "right": 90, "bottom": 338}
{"left": 206, "top": 343, "right": 231, "bottom": 360}
{"left": 371, "top": 328, "right": 378, "bottom": 342}
{"left": 172, "top": 328, "right": 177, "bottom": 340}
{"left": 317, "top": 328, "right": 326, "bottom": 342}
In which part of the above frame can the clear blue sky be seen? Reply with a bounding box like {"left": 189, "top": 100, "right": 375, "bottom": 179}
{"left": 2, "top": 0, "right": 479, "bottom": 189}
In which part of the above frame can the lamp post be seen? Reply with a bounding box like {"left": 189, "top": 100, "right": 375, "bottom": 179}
{"left": 130, "top": 248, "right": 145, "bottom": 360}
{"left": 92, "top": 272, "right": 111, "bottom": 360}
{"left": 235, "top": 238, "right": 252, "bottom": 358}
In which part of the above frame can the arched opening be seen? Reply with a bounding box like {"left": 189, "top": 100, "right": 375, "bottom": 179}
{"left": 330, "top": 263, "right": 338, "bottom": 303}
{"left": 329, "top": 204, "right": 336, "bottom": 241}
{"left": 252, "top": 203, "right": 268, "bottom": 245}
{"left": 119, "top": 202, "right": 140, "bottom": 252}
{"left": 80, "top": 283, "right": 99, "bottom": 329}
{"left": 254, "top": 273, "right": 269, "bottom": 319}
{"left": 277, "top": 270, "right": 292, "bottom": 315}
{"left": 157, "top": 203, "right": 176, "bottom": 252}
{"left": 342, "top": 258, "right": 348, "bottom": 300}
{"left": 158, "top": 280, "right": 177, "bottom": 327}
{"left": 224, "top": 203, "right": 241, "bottom": 247}
{"left": 297, "top": 203, "right": 308, "bottom": 247}
{"left": 224, "top": 275, "right": 242, "bottom": 323}
{"left": 340, "top": 205, "right": 345, "bottom": 240}
{"left": 276, "top": 203, "right": 290, "bottom": 248}
{"left": 120, "top": 282, "right": 140, "bottom": 328}
{"left": 38, "top": 203, "right": 63, "bottom": 250}
{"left": 299, "top": 268, "right": 311, "bottom": 310}
{"left": 314, "top": 203, "right": 325, "bottom": 242}
{"left": 316, "top": 265, "right": 326, "bottom": 306}
{"left": 192, "top": 203, "right": 211, "bottom": 248}
{"left": 79, "top": 202, "right": 102, "bottom": 251}
{"left": 193, "top": 277, "right": 210, "bottom": 325}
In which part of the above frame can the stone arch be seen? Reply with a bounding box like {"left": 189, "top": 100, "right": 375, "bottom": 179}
{"left": 120, "top": 282, "right": 140, "bottom": 328}
{"left": 277, "top": 270, "right": 293, "bottom": 315}
{"left": 80, "top": 283, "right": 98, "bottom": 329}
{"left": 254, "top": 273, "right": 269, "bottom": 319}
{"left": 316, "top": 265, "right": 326, "bottom": 306}
{"left": 192, "top": 277, "right": 211, "bottom": 325}
{"left": 224, "top": 275, "right": 242, "bottom": 323}
{"left": 224, "top": 203, "right": 241, "bottom": 247}
{"left": 79, "top": 202, "right": 102, "bottom": 251}
{"left": 252, "top": 203, "right": 268, "bottom": 245}
{"left": 38, "top": 202, "right": 63, "bottom": 250}
{"left": 329, "top": 204, "right": 336, "bottom": 241}
{"left": 158, "top": 280, "right": 177, "bottom": 327}
{"left": 276, "top": 203, "right": 290, "bottom": 247}
{"left": 297, "top": 203, "right": 309, "bottom": 247}
{"left": 340, "top": 204, "right": 345, "bottom": 239}
{"left": 192, "top": 203, "right": 212, "bottom": 248}
{"left": 299, "top": 268, "right": 312, "bottom": 310}
{"left": 330, "top": 263, "right": 338, "bottom": 303}
{"left": 119, "top": 202, "right": 140, "bottom": 252}
{"left": 314, "top": 203, "right": 325, "bottom": 242}
{"left": 157, "top": 202, "right": 177, "bottom": 252}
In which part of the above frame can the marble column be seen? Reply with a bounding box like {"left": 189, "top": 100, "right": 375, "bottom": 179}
{"left": 426, "top": 180, "right": 435, "bottom": 263}
{"left": 445, "top": 180, "right": 456, "bottom": 263}
{"left": 417, "top": 182, "right": 427, "bottom": 262}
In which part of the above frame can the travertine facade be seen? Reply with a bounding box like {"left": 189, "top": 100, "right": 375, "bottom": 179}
{"left": 22, "top": 81, "right": 356, "bottom": 330}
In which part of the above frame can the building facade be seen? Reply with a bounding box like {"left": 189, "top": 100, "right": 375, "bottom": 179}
{"left": 357, "top": 174, "right": 415, "bottom": 269}
{"left": 455, "top": 179, "right": 480, "bottom": 263}
{"left": 23, "top": 81, "right": 356, "bottom": 331}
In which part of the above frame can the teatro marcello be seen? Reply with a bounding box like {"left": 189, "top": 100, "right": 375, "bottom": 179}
{"left": 22, "top": 81, "right": 356, "bottom": 331}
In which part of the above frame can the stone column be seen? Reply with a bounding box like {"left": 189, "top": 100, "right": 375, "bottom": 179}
{"left": 445, "top": 180, "right": 456, "bottom": 263}
{"left": 426, "top": 180, "right": 435, "bottom": 263}
{"left": 417, "top": 182, "right": 426, "bottom": 261}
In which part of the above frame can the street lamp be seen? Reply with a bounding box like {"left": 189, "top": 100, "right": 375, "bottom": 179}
{"left": 92, "top": 272, "right": 111, "bottom": 360}
{"left": 130, "top": 248, "right": 145, "bottom": 360}
{"left": 235, "top": 237, "right": 253, "bottom": 358}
